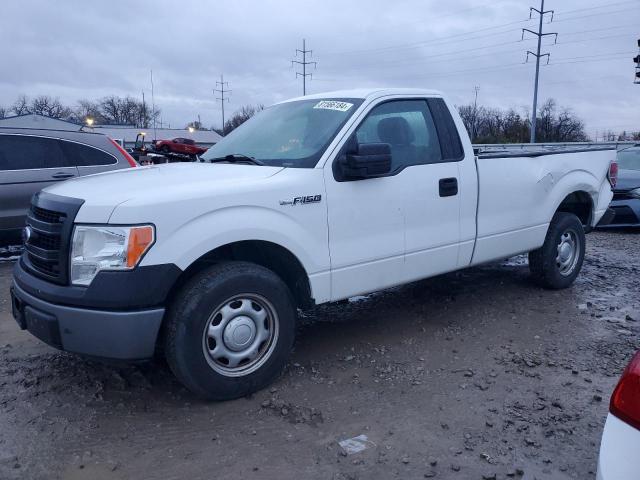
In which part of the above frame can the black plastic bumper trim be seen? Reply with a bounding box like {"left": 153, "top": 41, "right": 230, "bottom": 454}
{"left": 14, "top": 260, "right": 182, "bottom": 310}
{"left": 11, "top": 282, "right": 164, "bottom": 360}
{"left": 597, "top": 208, "right": 616, "bottom": 227}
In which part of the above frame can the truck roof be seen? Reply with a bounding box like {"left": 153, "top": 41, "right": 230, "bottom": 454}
{"left": 278, "top": 88, "right": 444, "bottom": 104}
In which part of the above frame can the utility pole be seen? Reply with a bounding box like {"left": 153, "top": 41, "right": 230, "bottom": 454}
{"left": 633, "top": 39, "right": 640, "bottom": 84}
{"left": 291, "top": 39, "right": 317, "bottom": 96}
{"left": 214, "top": 74, "right": 231, "bottom": 134}
{"left": 150, "top": 70, "right": 157, "bottom": 140}
{"left": 141, "top": 91, "right": 145, "bottom": 128}
{"left": 522, "top": 0, "right": 557, "bottom": 143}
{"left": 472, "top": 86, "right": 480, "bottom": 141}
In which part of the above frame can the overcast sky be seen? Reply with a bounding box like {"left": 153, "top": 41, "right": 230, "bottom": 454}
{"left": 1, "top": 0, "right": 638, "bottom": 138}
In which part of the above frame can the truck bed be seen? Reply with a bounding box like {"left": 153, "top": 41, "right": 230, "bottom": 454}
{"left": 476, "top": 146, "right": 616, "bottom": 159}
{"left": 469, "top": 146, "right": 616, "bottom": 266}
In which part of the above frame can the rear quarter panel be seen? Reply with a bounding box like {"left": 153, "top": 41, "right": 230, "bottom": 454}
{"left": 472, "top": 149, "right": 614, "bottom": 265}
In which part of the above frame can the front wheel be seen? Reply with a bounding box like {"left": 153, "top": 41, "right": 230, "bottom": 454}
{"left": 164, "top": 262, "right": 296, "bottom": 400}
{"left": 528, "top": 212, "right": 585, "bottom": 289}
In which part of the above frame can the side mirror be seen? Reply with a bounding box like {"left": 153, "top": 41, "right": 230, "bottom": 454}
{"left": 337, "top": 142, "right": 392, "bottom": 180}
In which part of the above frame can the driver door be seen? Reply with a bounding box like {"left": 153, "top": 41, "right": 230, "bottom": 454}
{"left": 324, "top": 98, "right": 461, "bottom": 301}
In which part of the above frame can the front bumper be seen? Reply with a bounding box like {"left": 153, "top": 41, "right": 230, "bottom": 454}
{"left": 11, "top": 280, "right": 164, "bottom": 360}
{"left": 600, "top": 198, "right": 640, "bottom": 227}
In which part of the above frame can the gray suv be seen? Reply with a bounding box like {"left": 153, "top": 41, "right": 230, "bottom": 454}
{"left": 0, "top": 128, "right": 136, "bottom": 244}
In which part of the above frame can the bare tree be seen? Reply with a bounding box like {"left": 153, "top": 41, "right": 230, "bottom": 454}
{"left": 0, "top": 105, "right": 6, "bottom": 119}
{"left": 29, "top": 95, "right": 72, "bottom": 119}
{"left": 95, "top": 95, "right": 159, "bottom": 127}
{"left": 215, "top": 104, "right": 264, "bottom": 135}
{"left": 457, "top": 98, "right": 588, "bottom": 143}
{"left": 71, "top": 99, "right": 105, "bottom": 125}
{"left": 11, "top": 95, "right": 31, "bottom": 116}
{"left": 616, "top": 131, "right": 640, "bottom": 141}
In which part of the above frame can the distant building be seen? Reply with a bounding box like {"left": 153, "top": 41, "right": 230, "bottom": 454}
{"left": 0, "top": 114, "right": 221, "bottom": 147}
{"left": 0, "top": 113, "right": 81, "bottom": 131}
{"left": 82, "top": 125, "right": 222, "bottom": 147}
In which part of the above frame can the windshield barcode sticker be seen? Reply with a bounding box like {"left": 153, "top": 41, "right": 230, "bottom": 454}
{"left": 313, "top": 101, "right": 354, "bottom": 112}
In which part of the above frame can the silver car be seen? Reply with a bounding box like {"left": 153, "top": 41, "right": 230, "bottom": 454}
{"left": 0, "top": 127, "right": 137, "bottom": 244}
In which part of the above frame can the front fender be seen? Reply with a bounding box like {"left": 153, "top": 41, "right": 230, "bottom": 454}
{"left": 140, "top": 205, "right": 331, "bottom": 302}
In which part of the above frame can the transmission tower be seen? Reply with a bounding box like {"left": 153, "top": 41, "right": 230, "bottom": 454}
{"left": 214, "top": 75, "right": 231, "bottom": 134}
{"left": 522, "top": 0, "right": 557, "bottom": 143}
{"left": 291, "top": 39, "right": 317, "bottom": 96}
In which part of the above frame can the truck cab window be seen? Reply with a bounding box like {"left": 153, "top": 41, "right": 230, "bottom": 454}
{"left": 354, "top": 100, "right": 442, "bottom": 172}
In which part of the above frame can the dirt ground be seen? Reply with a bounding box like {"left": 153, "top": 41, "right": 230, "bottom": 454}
{"left": 1, "top": 230, "right": 638, "bottom": 480}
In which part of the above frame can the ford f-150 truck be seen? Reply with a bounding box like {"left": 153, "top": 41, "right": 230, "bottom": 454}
{"left": 10, "top": 89, "right": 617, "bottom": 400}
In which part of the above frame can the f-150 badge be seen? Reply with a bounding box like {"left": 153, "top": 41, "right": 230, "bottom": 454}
{"left": 279, "top": 195, "right": 322, "bottom": 206}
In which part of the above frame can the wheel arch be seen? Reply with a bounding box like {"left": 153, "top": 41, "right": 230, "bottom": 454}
{"left": 546, "top": 169, "right": 599, "bottom": 230}
{"left": 167, "top": 240, "right": 315, "bottom": 311}
{"left": 554, "top": 190, "right": 594, "bottom": 228}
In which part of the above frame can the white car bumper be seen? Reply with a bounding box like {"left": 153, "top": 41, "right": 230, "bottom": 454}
{"left": 597, "top": 414, "right": 640, "bottom": 480}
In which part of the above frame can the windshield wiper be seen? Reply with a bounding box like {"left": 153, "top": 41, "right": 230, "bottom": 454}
{"left": 208, "top": 154, "right": 264, "bottom": 166}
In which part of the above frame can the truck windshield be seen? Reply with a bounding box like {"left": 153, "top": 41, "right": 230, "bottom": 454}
{"left": 201, "top": 98, "right": 363, "bottom": 168}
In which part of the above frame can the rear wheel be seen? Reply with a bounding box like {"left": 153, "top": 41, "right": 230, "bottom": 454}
{"left": 161, "top": 145, "right": 170, "bottom": 153}
{"left": 164, "top": 262, "right": 296, "bottom": 400}
{"left": 529, "top": 212, "right": 585, "bottom": 289}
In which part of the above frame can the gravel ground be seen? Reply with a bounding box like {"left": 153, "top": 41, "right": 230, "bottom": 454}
{"left": 0, "top": 230, "right": 638, "bottom": 480}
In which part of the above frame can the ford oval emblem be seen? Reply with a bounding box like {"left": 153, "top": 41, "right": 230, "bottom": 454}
{"left": 22, "top": 226, "right": 32, "bottom": 245}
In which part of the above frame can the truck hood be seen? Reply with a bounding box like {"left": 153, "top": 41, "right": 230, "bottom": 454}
{"left": 44, "top": 162, "right": 284, "bottom": 222}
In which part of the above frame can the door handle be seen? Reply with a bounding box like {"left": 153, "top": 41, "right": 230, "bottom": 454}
{"left": 52, "top": 172, "right": 74, "bottom": 179}
{"left": 439, "top": 177, "right": 458, "bottom": 197}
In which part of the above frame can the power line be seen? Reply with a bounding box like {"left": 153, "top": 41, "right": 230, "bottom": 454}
{"left": 552, "top": 6, "right": 638, "bottom": 24}
{"left": 312, "top": 54, "right": 632, "bottom": 87}
{"left": 324, "top": 2, "right": 637, "bottom": 58}
{"left": 523, "top": 0, "right": 557, "bottom": 143}
{"left": 321, "top": 24, "right": 638, "bottom": 73}
{"left": 556, "top": 32, "right": 640, "bottom": 47}
{"left": 214, "top": 74, "right": 230, "bottom": 133}
{"left": 546, "top": 53, "right": 634, "bottom": 66}
{"left": 291, "top": 39, "right": 316, "bottom": 96}
{"left": 552, "top": 0, "right": 638, "bottom": 16}
{"left": 325, "top": 18, "right": 533, "bottom": 57}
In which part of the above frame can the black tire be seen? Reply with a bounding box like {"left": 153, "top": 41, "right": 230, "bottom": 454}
{"left": 164, "top": 262, "right": 296, "bottom": 400}
{"left": 528, "top": 212, "right": 585, "bottom": 289}
{"left": 161, "top": 145, "right": 170, "bottom": 153}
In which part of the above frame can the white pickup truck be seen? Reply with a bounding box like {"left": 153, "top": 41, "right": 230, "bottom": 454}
{"left": 10, "top": 88, "right": 617, "bottom": 399}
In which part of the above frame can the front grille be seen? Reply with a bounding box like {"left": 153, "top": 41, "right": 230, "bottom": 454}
{"left": 31, "top": 205, "right": 66, "bottom": 224}
{"left": 29, "top": 231, "right": 61, "bottom": 251}
{"left": 22, "top": 192, "right": 84, "bottom": 285}
{"left": 28, "top": 254, "right": 60, "bottom": 277}
{"left": 24, "top": 206, "right": 65, "bottom": 282}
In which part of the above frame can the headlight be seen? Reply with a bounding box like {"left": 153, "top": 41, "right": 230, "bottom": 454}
{"left": 70, "top": 225, "right": 154, "bottom": 286}
{"left": 630, "top": 188, "right": 640, "bottom": 199}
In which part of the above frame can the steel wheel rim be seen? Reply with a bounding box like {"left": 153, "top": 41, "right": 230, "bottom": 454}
{"left": 202, "top": 293, "right": 279, "bottom": 377}
{"left": 556, "top": 228, "right": 580, "bottom": 276}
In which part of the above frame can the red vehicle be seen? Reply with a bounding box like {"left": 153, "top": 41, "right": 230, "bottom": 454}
{"left": 153, "top": 137, "right": 208, "bottom": 156}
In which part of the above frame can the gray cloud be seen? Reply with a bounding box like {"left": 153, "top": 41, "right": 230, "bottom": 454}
{"left": 1, "top": 0, "right": 638, "bottom": 136}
